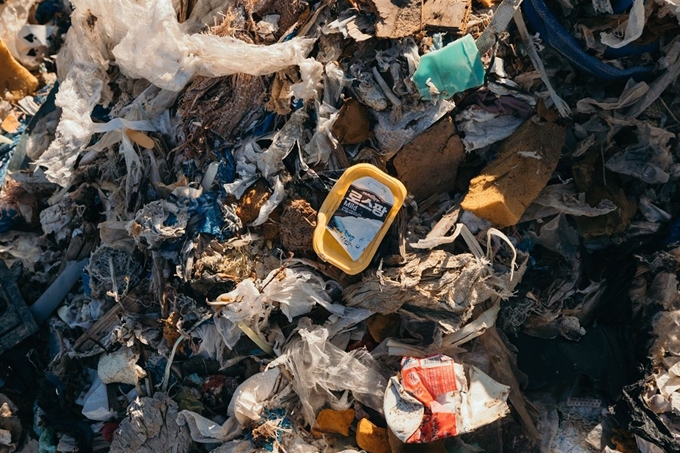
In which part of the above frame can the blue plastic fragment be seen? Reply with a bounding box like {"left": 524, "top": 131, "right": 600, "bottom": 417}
{"left": 522, "top": 0, "right": 654, "bottom": 80}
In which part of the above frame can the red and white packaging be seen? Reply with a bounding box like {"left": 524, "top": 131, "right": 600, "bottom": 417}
{"left": 384, "top": 355, "right": 510, "bottom": 443}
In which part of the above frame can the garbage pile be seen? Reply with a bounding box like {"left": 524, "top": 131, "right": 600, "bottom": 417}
{"left": 1, "top": 0, "right": 680, "bottom": 451}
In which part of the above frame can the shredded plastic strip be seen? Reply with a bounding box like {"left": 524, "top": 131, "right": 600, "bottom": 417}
{"left": 513, "top": 11, "right": 571, "bottom": 118}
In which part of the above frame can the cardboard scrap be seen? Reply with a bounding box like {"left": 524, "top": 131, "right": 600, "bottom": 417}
{"left": 424, "top": 0, "right": 472, "bottom": 34}
{"left": 392, "top": 116, "right": 465, "bottom": 201}
{"left": 368, "top": 0, "right": 423, "bottom": 39}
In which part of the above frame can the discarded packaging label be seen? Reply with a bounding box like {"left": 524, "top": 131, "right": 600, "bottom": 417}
{"left": 327, "top": 177, "right": 394, "bottom": 261}
{"left": 384, "top": 355, "right": 510, "bottom": 443}
{"left": 314, "top": 164, "right": 406, "bottom": 275}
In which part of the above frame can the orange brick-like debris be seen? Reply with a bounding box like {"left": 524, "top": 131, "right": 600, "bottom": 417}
{"left": 461, "top": 119, "right": 565, "bottom": 227}
{"left": 0, "top": 39, "right": 38, "bottom": 101}
{"left": 312, "top": 408, "right": 355, "bottom": 437}
{"left": 356, "top": 418, "right": 391, "bottom": 453}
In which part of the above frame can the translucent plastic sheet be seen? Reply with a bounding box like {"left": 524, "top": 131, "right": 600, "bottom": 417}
{"left": 270, "top": 322, "right": 387, "bottom": 426}
{"left": 600, "top": 0, "right": 645, "bottom": 48}
{"left": 35, "top": 0, "right": 316, "bottom": 187}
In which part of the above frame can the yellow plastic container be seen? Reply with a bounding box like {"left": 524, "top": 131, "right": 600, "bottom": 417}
{"left": 313, "top": 164, "right": 407, "bottom": 275}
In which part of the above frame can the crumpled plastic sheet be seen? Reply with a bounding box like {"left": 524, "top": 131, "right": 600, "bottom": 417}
{"left": 256, "top": 109, "right": 308, "bottom": 179}
{"left": 77, "top": 372, "right": 116, "bottom": 422}
{"left": 304, "top": 102, "right": 339, "bottom": 166}
{"left": 211, "top": 267, "right": 343, "bottom": 350}
{"left": 374, "top": 99, "right": 454, "bottom": 157}
{"left": 127, "top": 200, "right": 189, "bottom": 248}
{"left": 344, "top": 249, "right": 525, "bottom": 335}
{"left": 454, "top": 106, "right": 525, "bottom": 152}
{"left": 176, "top": 368, "right": 281, "bottom": 442}
{"left": 270, "top": 322, "right": 387, "bottom": 426}
{"left": 34, "top": 0, "right": 316, "bottom": 187}
{"left": 576, "top": 79, "right": 649, "bottom": 113}
{"left": 251, "top": 177, "right": 286, "bottom": 227}
{"left": 606, "top": 122, "right": 675, "bottom": 184}
{"left": 228, "top": 368, "right": 282, "bottom": 425}
{"left": 290, "top": 59, "right": 324, "bottom": 101}
{"left": 600, "top": 0, "right": 645, "bottom": 48}
{"left": 212, "top": 279, "right": 267, "bottom": 350}
{"left": 175, "top": 411, "right": 240, "bottom": 444}
{"left": 261, "top": 267, "right": 343, "bottom": 321}
{"left": 521, "top": 182, "right": 619, "bottom": 222}
{"left": 655, "top": 0, "right": 680, "bottom": 21}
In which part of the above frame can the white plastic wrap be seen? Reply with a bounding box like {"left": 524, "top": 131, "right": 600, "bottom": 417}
{"left": 251, "top": 177, "right": 286, "bottom": 227}
{"left": 270, "top": 323, "right": 387, "bottom": 426}
{"left": 600, "top": 0, "right": 646, "bottom": 48}
{"left": 227, "top": 368, "right": 282, "bottom": 425}
{"left": 175, "top": 411, "right": 241, "bottom": 443}
{"left": 262, "top": 268, "right": 343, "bottom": 321}
{"left": 36, "top": 0, "right": 316, "bottom": 187}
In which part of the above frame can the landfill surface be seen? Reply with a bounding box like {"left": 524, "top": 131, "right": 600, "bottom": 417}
{"left": 1, "top": 0, "right": 680, "bottom": 452}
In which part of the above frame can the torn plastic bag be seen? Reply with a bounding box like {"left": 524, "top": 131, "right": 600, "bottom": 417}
{"left": 251, "top": 177, "right": 285, "bottom": 227}
{"left": 77, "top": 372, "right": 116, "bottom": 422}
{"left": 576, "top": 79, "right": 649, "bottom": 114}
{"left": 228, "top": 368, "right": 282, "bottom": 425}
{"left": 269, "top": 322, "right": 387, "bottom": 426}
{"left": 35, "top": 0, "right": 316, "bottom": 187}
{"left": 127, "top": 200, "right": 189, "bottom": 248}
{"left": 175, "top": 411, "right": 240, "bottom": 444}
{"left": 211, "top": 266, "right": 342, "bottom": 350}
{"left": 384, "top": 355, "right": 510, "bottom": 443}
{"left": 177, "top": 368, "right": 284, "bottom": 442}
{"left": 260, "top": 267, "right": 343, "bottom": 321}
{"left": 344, "top": 247, "right": 527, "bottom": 335}
{"left": 454, "top": 106, "right": 525, "bottom": 152}
{"left": 520, "top": 182, "right": 618, "bottom": 222}
{"left": 256, "top": 109, "right": 308, "bottom": 179}
{"left": 211, "top": 279, "right": 267, "bottom": 350}
{"left": 374, "top": 100, "right": 454, "bottom": 158}
{"left": 600, "top": 0, "right": 645, "bottom": 49}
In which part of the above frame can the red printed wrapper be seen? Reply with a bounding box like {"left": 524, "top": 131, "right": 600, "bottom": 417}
{"left": 401, "top": 355, "right": 462, "bottom": 442}
{"left": 384, "top": 354, "right": 510, "bottom": 443}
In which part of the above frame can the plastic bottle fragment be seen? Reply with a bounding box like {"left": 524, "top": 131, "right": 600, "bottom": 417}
{"left": 412, "top": 35, "right": 486, "bottom": 100}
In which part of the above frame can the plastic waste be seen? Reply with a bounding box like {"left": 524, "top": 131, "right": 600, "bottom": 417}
{"left": 78, "top": 373, "right": 116, "bottom": 422}
{"left": 29, "top": 259, "right": 88, "bottom": 325}
{"left": 412, "top": 35, "right": 485, "bottom": 100}
{"left": 314, "top": 164, "right": 406, "bottom": 275}
{"left": 384, "top": 355, "right": 510, "bottom": 443}
{"left": 269, "top": 322, "right": 387, "bottom": 426}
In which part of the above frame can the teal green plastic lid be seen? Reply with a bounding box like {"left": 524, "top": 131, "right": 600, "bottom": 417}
{"left": 412, "top": 34, "right": 486, "bottom": 100}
